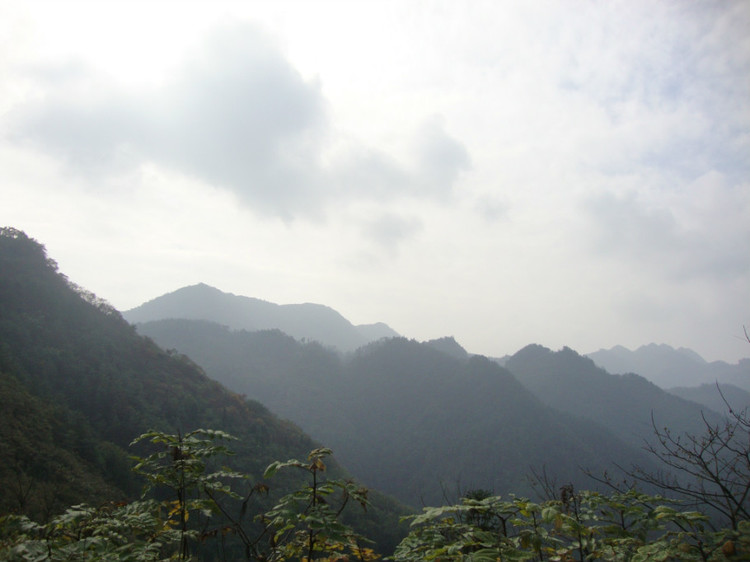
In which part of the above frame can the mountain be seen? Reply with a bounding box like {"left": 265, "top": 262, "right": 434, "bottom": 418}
{"left": 506, "top": 344, "right": 722, "bottom": 451}
{"left": 122, "top": 283, "right": 399, "bottom": 352}
{"left": 587, "top": 343, "right": 750, "bottom": 390}
{"left": 667, "top": 383, "right": 750, "bottom": 417}
{"left": 423, "top": 336, "right": 470, "bottom": 360}
{"left": 0, "top": 228, "right": 406, "bottom": 552}
{"left": 134, "top": 318, "right": 656, "bottom": 507}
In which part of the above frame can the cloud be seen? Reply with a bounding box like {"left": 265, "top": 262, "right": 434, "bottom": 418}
{"left": 584, "top": 173, "right": 750, "bottom": 283}
{"left": 6, "top": 60, "right": 140, "bottom": 174}
{"left": 331, "top": 145, "right": 411, "bottom": 199}
{"left": 145, "top": 26, "right": 327, "bottom": 217}
{"left": 6, "top": 22, "right": 470, "bottom": 220}
{"left": 411, "top": 116, "right": 471, "bottom": 196}
{"left": 542, "top": 2, "right": 749, "bottom": 186}
{"left": 8, "top": 24, "right": 327, "bottom": 217}
{"left": 474, "top": 195, "right": 508, "bottom": 223}
{"left": 330, "top": 117, "right": 470, "bottom": 202}
{"left": 362, "top": 213, "right": 422, "bottom": 254}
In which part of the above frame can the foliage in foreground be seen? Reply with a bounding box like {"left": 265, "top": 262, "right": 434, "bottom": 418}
{"left": 1, "top": 428, "right": 748, "bottom": 561}
{"left": 0, "top": 429, "right": 378, "bottom": 561}
{"left": 395, "top": 488, "right": 749, "bottom": 561}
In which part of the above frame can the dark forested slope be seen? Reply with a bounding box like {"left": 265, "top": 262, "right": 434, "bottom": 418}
{"left": 0, "top": 228, "right": 405, "bottom": 551}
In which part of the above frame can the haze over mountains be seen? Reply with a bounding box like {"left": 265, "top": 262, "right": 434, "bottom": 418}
{"left": 123, "top": 283, "right": 399, "bottom": 352}
{"left": 505, "top": 345, "right": 721, "bottom": 451}
{"left": 3, "top": 228, "right": 748, "bottom": 551}
{"left": 134, "top": 318, "right": 658, "bottom": 506}
{"left": 587, "top": 343, "right": 749, "bottom": 390}
{"left": 124, "top": 283, "right": 750, "bottom": 507}
{"left": 127, "top": 283, "right": 748, "bottom": 391}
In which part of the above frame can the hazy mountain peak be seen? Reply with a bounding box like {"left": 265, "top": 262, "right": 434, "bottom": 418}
{"left": 423, "top": 336, "right": 469, "bottom": 359}
{"left": 355, "top": 322, "right": 400, "bottom": 342}
{"left": 587, "top": 343, "right": 747, "bottom": 390}
{"left": 636, "top": 343, "right": 706, "bottom": 363}
{"left": 122, "top": 284, "right": 398, "bottom": 352}
{"left": 513, "top": 343, "right": 552, "bottom": 357}
{"left": 675, "top": 347, "right": 708, "bottom": 364}
{"left": 505, "top": 341, "right": 722, "bottom": 455}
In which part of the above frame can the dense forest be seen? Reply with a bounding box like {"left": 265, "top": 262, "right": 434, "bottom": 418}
{"left": 0, "top": 227, "right": 748, "bottom": 560}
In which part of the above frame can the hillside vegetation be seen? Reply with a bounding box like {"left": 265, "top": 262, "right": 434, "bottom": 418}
{"left": 0, "top": 227, "right": 406, "bottom": 553}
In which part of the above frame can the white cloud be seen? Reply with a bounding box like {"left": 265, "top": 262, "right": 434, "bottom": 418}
{"left": 6, "top": 22, "right": 470, "bottom": 221}
{"left": 585, "top": 166, "right": 749, "bottom": 275}
{"left": 362, "top": 213, "right": 423, "bottom": 254}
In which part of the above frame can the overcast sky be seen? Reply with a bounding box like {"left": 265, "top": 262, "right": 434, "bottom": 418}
{"left": 2, "top": 1, "right": 748, "bottom": 362}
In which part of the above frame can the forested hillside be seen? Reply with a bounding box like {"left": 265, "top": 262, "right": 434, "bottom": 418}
{"left": 135, "top": 318, "right": 656, "bottom": 507}
{"left": 0, "top": 228, "right": 406, "bottom": 552}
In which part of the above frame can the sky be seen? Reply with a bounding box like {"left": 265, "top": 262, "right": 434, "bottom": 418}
{"left": 1, "top": 1, "right": 748, "bottom": 363}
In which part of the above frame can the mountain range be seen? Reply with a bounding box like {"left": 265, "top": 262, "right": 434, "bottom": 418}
{"left": 505, "top": 345, "right": 720, "bottom": 451}
{"left": 124, "top": 282, "right": 748, "bottom": 507}
{"left": 123, "top": 283, "right": 399, "bottom": 352}
{"left": 3, "top": 226, "right": 747, "bottom": 556}
{"left": 132, "top": 319, "right": 658, "bottom": 506}
{"left": 127, "top": 284, "right": 748, "bottom": 393}
{"left": 587, "top": 343, "right": 749, "bottom": 390}
{"left": 667, "top": 383, "right": 750, "bottom": 418}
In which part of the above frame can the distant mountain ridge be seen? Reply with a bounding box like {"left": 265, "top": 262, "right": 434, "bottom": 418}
{"left": 122, "top": 283, "right": 399, "bottom": 352}
{"left": 135, "top": 318, "right": 657, "bottom": 507}
{"left": 667, "top": 383, "right": 750, "bottom": 417}
{"left": 506, "top": 344, "right": 720, "bottom": 452}
{"left": 587, "top": 343, "right": 749, "bottom": 390}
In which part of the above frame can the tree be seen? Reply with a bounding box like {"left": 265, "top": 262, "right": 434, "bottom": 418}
{"left": 621, "top": 392, "right": 750, "bottom": 531}
{"left": 617, "top": 329, "right": 750, "bottom": 532}
{"left": 130, "top": 428, "right": 245, "bottom": 560}
{"left": 261, "top": 448, "right": 378, "bottom": 561}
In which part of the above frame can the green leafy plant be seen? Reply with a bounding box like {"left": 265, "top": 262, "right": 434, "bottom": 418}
{"left": 130, "top": 428, "right": 246, "bottom": 560}
{"left": 0, "top": 500, "right": 170, "bottom": 561}
{"left": 0, "top": 428, "right": 377, "bottom": 561}
{"left": 2, "top": 426, "right": 748, "bottom": 561}
{"left": 393, "top": 487, "right": 748, "bottom": 561}
{"left": 261, "top": 447, "right": 379, "bottom": 561}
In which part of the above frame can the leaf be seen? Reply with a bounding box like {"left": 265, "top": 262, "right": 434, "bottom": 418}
{"left": 264, "top": 461, "right": 282, "bottom": 479}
